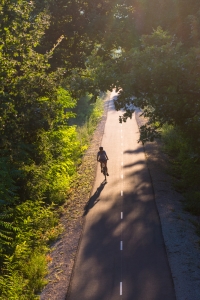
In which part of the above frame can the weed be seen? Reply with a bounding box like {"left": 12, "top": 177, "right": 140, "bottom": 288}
{"left": 23, "top": 251, "right": 48, "bottom": 293}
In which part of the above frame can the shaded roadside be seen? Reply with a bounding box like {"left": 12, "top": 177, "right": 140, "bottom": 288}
{"left": 135, "top": 109, "right": 200, "bottom": 300}
{"left": 40, "top": 94, "right": 111, "bottom": 300}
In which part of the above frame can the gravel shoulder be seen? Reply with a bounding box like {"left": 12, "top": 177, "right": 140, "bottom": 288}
{"left": 40, "top": 100, "right": 200, "bottom": 300}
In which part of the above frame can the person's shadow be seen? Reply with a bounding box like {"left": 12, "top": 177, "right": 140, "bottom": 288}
{"left": 83, "top": 181, "right": 107, "bottom": 216}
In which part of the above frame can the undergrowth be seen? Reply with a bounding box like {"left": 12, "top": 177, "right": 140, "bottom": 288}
{"left": 76, "top": 95, "right": 104, "bottom": 146}
{"left": 0, "top": 93, "right": 105, "bottom": 299}
{"left": 161, "top": 124, "right": 200, "bottom": 216}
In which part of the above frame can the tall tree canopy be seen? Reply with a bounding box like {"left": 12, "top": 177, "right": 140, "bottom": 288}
{"left": 85, "top": 0, "right": 200, "bottom": 145}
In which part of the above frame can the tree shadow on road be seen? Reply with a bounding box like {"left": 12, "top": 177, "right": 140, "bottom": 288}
{"left": 124, "top": 147, "right": 144, "bottom": 155}
{"left": 69, "top": 166, "right": 176, "bottom": 300}
{"left": 83, "top": 181, "right": 107, "bottom": 216}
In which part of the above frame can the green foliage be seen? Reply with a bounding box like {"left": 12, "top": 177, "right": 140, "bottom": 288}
{"left": 0, "top": 1, "right": 65, "bottom": 166}
{"left": 4, "top": 0, "right": 200, "bottom": 296}
{"left": 0, "top": 158, "right": 19, "bottom": 205}
{"left": 38, "top": 0, "right": 137, "bottom": 70}
{"left": 13, "top": 200, "right": 59, "bottom": 248}
{"left": 184, "top": 192, "right": 200, "bottom": 215}
{"left": 0, "top": 268, "right": 29, "bottom": 300}
{"left": 0, "top": 90, "right": 104, "bottom": 296}
{"left": 23, "top": 126, "right": 84, "bottom": 204}
{"left": 0, "top": 199, "right": 60, "bottom": 299}
{"left": 110, "top": 27, "right": 200, "bottom": 145}
{"left": 0, "top": 209, "right": 14, "bottom": 248}
{"left": 0, "top": 251, "right": 47, "bottom": 299}
{"left": 162, "top": 124, "right": 200, "bottom": 215}
{"left": 23, "top": 251, "right": 48, "bottom": 293}
{"left": 76, "top": 96, "right": 104, "bottom": 146}
{"left": 0, "top": 1, "right": 90, "bottom": 297}
{"left": 70, "top": 94, "right": 95, "bottom": 126}
{"left": 162, "top": 124, "right": 189, "bottom": 157}
{"left": 0, "top": 158, "right": 19, "bottom": 256}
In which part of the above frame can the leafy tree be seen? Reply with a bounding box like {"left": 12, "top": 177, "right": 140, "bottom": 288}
{"left": 94, "top": 27, "right": 200, "bottom": 145}
{"left": 35, "top": 0, "right": 138, "bottom": 72}
{"left": 0, "top": 1, "right": 55, "bottom": 155}
{"left": 0, "top": 2, "right": 91, "bottom": 296}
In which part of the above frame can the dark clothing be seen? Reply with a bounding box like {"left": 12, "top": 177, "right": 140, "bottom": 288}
{"left": 97, "top": 150, "right": 108, "bottom": 162}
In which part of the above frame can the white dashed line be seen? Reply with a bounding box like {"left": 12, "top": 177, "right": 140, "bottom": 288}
{"left": 121, "top": 174, "right": 123, "bottom": 179}
{"left": 120, "top": 241, "right": 123, "bottom": 250}
{"left": 121, "top": 190, "right": 123, "bottom": 196}
{"left": 121, "top": 162, "right": 123, "bottom": 166}
{"left": 121, "top": 212, "right": 123, "bottom": 219}
{"left": 120, "top": 282, "right": 122, "bottom": 295}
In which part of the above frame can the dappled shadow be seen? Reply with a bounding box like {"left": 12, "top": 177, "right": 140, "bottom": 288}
{"left": 124, "top": 147, "right": 144, "bottom": 155}
{"left": 83, "top": 181, "right": 107, "bottom": 216}
{"left": 123, "top": 159, "right": 145, "bottom": 169}
{"left": 67, "top": 160, "right": 176, "bottom": 300}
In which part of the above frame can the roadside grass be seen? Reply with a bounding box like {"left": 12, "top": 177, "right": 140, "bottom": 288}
{"left": 76, "top": 94, "right": 104, "bottom": 147}
{"left": 161, "top": 124, "right": 200, "bottom": 217}
{"left": 0, "top": 93, "right": 105, "bottom": 299}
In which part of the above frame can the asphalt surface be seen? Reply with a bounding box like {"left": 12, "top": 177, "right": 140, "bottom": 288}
{"left": 67, "top": 91, "right": 176, "bottom": 300}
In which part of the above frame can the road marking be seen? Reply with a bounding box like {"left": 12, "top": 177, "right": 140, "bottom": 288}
{"left": 121, "top": 212, "right": 123, "bottom": 219}
{"left": 120, "top": 282, "right": 122, "bottom": 295}
{"left": 120, "top": 241, "right": 123, "bottom": 250}
{"left": 121, "top": 162, "right": 123, "bottom": 166}
{"left": 121, "top": 190, "right": 123, "bottom": 196}
{"left": 121, "top": 174, "right": 123, "bottom": 179}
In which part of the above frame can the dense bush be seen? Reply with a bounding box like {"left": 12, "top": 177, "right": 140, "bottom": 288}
{"left": 162, "top": 124, "right": 200, "bottom": 215}
{"left": 0, "top": 92, "right": 104, "bottom": 298}
{"left": 0, "top": 1, "right": 104, "bottom": 297}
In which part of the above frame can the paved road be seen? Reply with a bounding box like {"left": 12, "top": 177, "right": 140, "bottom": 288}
{"left": 67, "top": 91, "right": 176, "bottom": 300}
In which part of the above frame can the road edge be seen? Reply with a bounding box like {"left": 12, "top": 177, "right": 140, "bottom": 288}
{"left": 135, "top": 109, "right": 200, "bottom": 300}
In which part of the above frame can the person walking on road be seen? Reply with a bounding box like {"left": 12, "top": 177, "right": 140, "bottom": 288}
{"left": 97, "top": 146, "right": 109, "bottom": 176}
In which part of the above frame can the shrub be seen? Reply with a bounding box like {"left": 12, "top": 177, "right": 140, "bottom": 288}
{"left": 162, "top": 124, "right": 200, "bottom": 215}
